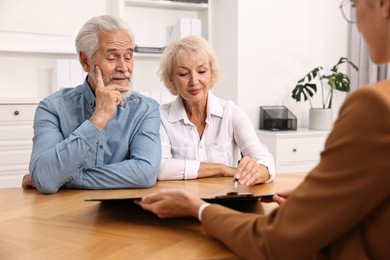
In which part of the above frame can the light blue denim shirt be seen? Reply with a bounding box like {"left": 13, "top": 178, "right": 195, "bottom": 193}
{"left": 29, "top": 80, "right": 161, "bottom": 194}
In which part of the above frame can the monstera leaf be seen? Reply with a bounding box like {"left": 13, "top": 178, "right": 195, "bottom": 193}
{"left": 291, "top": 58, "right": 358, "bottom": 109}
{"left": 291, "top": 83, "right": 317, "bottom": 102}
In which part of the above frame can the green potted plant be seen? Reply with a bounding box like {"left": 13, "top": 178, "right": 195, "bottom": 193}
{"left": 292, "top": 57, "right": 358, "bottom": 130}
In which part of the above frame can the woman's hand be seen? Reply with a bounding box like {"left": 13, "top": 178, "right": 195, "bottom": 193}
{"left": 221, "top": 165, "right": 236, "bottom": 177}
{"left": 198, "top": 163, "right": 236, "bottom": 178}
{"left": 235, "top": 156, "right": 270, "bottom": 185}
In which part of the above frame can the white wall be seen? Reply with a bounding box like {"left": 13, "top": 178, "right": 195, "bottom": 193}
{"left": 0, "top": 0, "right": 107, "bottom": 52}
{"left": 0, "top": 0, "right": 181, "bottom": 104}
{"left": 210, "top": 0, "right": 239, "bottom": 102}
{"left": 213, "top": 0, "right": 349, "bottom": 129}
{"left": 0, "top": 0, "right": 350, "bottom": 127}
{"left": 0, "top": 0, "right": 108, "bottom": 103}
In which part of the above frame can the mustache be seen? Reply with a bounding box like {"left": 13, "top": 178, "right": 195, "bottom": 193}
{"left": 109, "top": 72, "right": 131, "bottom": 81}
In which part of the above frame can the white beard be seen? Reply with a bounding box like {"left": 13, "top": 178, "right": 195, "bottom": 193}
{"left": 121, "top": 81, "right": 133, "bottom": 99}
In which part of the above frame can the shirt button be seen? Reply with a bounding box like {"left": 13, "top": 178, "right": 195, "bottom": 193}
{"left": 99, "top": 145, "right": 103, "bottom": 149}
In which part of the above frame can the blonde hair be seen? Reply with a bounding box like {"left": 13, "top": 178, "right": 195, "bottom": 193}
{"left": 158, "top": 36, "right": 220, "bottom": 96}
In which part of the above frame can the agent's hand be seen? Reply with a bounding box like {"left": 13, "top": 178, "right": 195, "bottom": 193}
{"left": 135, "top": 189, "right": 205, "bottom": 219}
{"left": 235, "top": 156, "right": 270, "bottom": 186}
{"left": 273, "top": 188, "right": 294, "bottom": 205}
{"left": 89, "top": 66, "right": 129, "bottom": 131}
{"left": 21, "top": 173, "right": 35, "bottom": 189}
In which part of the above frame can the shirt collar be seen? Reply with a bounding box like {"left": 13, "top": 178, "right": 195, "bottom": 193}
{"left": 167, "top": 91, "right": 223, "bottom": 123}
{"left": 208, "top": 91, "right": 223, "bottom": 117}
{"left": 82, "top": 77, "right": 96, "bottom": 109}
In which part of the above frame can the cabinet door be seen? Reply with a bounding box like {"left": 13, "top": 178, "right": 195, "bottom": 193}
{"left": 0, "top": 145, "right": 32, "bottom": 188}
{"left": 257, "top": 129, "right": 329, "bottom": 173}
{"left": 0, "top": 104, "right": 36, "bottom": 188}
{"left": 277, "top": 136, "right": 325, "bottom": 163}
{"left": 0, "top": 104, "right": 36, "bottom": 122}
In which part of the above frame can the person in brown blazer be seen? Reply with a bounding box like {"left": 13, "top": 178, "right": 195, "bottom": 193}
{"left": 136, "top": 0, "right": 390, "bottom": 259}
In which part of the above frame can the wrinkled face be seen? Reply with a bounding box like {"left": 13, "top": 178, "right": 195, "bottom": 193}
{"left": 85, "top": 31, "right": 134, "bottom": 97}
{"left": 170, "top": 59, "right": 211, "bottom": 106}
{"left": 355, "top": 0, "right": 390, "bottom": 64}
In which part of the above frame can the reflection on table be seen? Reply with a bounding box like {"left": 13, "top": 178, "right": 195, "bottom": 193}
{"left": 0, "top": 172, "right": 306, "bottom": 259}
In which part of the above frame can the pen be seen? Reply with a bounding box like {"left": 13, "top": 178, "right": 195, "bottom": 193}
{"left": 234, "top": 178, "right": 239, "bottom": 189}
{"left": 234, "top": 159, "right": 241, "bottom": 188}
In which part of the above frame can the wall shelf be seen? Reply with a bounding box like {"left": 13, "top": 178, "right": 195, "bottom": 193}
{"left": 0, "top": 49, "right": 162, "bottom": 60}
{"left": 134, "top": 52, "right": 162, "bottom": 58}
{"left": 0, "top": 49, "right": 77, "bottom": 59}
{"left": 124, "top": 0, "right": 208, "bottom": 11}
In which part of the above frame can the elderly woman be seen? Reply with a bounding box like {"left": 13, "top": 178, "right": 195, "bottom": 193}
{"left": 157, "top": 36, "right": 275, "bottom": 186}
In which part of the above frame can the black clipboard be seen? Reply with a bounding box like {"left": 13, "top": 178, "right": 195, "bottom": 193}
{"left": 85, "top": 197, "right": 142, "bottom": 202}
{"left": 201, "top": 192, "right": 274, "bottom": 203}
{"left": 85, "top": 192, "right": 274, "bottom": 203}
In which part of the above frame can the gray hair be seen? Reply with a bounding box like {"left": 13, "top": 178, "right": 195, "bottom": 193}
{"left": 75, "top": 15, "right": 134, "bottom": 60}
{"left": 158, "top": 35, "right": 220, "bottom": 96}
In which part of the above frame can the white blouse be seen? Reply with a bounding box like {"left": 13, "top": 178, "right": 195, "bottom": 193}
{"left": 158, "top": 92, "right": 275, "bottom": 182}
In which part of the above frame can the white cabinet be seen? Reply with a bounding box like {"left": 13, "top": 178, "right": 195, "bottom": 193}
{"left": 257, "top": 129, "right": 330, "bottom": 173}
{"left": 0, "top": 104, "right": 36, "bottom": 188}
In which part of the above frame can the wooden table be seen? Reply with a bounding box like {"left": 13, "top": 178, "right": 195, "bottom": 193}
{"left": 0, "top": 173, "right": 306, "bottom": 260}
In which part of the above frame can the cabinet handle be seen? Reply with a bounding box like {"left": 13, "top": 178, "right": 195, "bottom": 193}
{"left": 292, "top": 148, "right": 297, "bottom": 152}
{"left": 14, "top": 110, "right": 20, "bottom": 116}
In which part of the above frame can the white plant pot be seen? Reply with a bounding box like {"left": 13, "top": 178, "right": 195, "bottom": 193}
{"left": 309, "top": 108, "right": 333, "bottom": 130}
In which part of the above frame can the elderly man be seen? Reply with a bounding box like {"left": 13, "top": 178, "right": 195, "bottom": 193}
{"left": 23, "top": 15, "right": 161, "bottom": 194}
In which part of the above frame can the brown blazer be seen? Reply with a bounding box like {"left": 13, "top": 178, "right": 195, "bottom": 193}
{"left": 202, "top": 80, "right": 390, "bottom": 259}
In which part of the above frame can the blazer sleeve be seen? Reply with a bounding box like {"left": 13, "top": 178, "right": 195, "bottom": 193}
{"left": 201, "top": 85, "right": 390, "bottom": 260}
